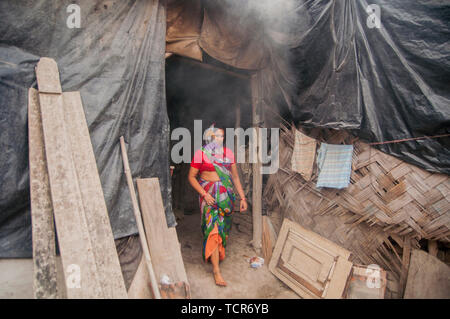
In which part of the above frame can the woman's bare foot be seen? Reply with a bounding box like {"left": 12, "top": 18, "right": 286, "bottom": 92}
{"left": 213, "top": 269, "right": 227, "bottom": 286}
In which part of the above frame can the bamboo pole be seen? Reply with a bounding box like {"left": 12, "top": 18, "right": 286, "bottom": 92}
{"left": 119, "top": 136, "right": 161, "bottom": 299}
{"left": 251, "top": 73, "right": 262, "bottom": 252}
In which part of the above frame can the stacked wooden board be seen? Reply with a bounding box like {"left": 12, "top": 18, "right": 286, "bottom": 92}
{"left": 29, "top": 58, "right": 127, "bottom": 298}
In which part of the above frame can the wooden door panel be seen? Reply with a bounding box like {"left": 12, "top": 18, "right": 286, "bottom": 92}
{"left": 269, "top": 218, "right": 353, "bottom": 299}
{"left": 284, "top": 231, "right": 336, "bottom": 283}
{"left": 282, "top": 238, "right": 334, "bottom": 286}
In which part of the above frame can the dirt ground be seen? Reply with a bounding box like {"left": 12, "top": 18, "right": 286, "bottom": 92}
{"left": 175, "top": 210, "right": 299, "bottom": 299}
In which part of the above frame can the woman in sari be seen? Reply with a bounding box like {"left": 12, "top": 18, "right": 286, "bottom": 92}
{"left": 188, "top": 125, "right": 247, "bottom": 286}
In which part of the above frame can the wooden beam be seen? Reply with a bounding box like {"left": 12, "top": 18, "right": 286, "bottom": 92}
{"left": 36, "top": 58, "right": 103, "bottom": 298}
{"left": 251, "top": 73, "right": 262, "bottom": 252}
{"left": 28, "top": 88, "right": 58, "bottom": 299}
{"left": 234, "top": 99, "right": 246, "bottom": 207}
{"left": 62, "top": 92, "right": 127, "bottom": 298}
{"left": 119, "top": 137, "right": 161, "bottom": 299}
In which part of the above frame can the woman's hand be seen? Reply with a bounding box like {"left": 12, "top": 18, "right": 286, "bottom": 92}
{"left": 204, "top": 193, "right": 216, "bottom": 206}
{"left": 240, "top": 199, "right": 248, "bottom": 212}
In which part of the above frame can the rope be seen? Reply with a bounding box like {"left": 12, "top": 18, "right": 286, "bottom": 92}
{"left": 368, "top": 133, "right": 450, "bottom": 146}
{"left": 261, "top": 103, "right": 449, "bottom": 146}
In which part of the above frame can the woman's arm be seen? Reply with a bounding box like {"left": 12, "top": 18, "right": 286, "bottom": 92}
{"left": 230, "top": 164, "right": 248, "bottom": 212}
{"left": 188, "top": 167, "right": 206, "bottom": 196}
{"left": 230, "top": 164, "right": 245, "bottom": 199}
{"left": 188, "top": 167, "right": 216, "bottom": 205}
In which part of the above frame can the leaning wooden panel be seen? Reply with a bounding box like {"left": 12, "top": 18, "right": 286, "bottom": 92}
{"left": 269, "top": 218, "right": 353, "bottom": 299}
{"left": 404, "top": 249, "right": 450, "bottom": 299}
{"left": 36, "top": 58, "right": 103, "bottom": 298}
{"left": 136, "top": 178, "right": 190, "bottom": 298}
{"left": 62, "top": 92, "right": 127, "bottom": 298}
{"left": 28, "top": 88, "right": 58, "bottom": 299}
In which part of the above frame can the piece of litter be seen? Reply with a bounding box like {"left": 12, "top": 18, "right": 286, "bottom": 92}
{"left": 250, "top": 256, "right": 264, "bottom": 268}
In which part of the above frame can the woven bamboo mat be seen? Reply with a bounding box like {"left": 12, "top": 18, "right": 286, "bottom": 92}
{"left": 264, "top": 122, "right": 449, "bottom": 287}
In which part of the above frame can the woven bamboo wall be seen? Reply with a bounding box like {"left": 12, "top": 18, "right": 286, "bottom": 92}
{"left": 264, "top": 123, "right": 449, "bottom": 287}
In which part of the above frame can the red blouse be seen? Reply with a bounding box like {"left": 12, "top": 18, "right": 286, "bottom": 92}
{"left": 190, "top": 147, "right": 235, "bottom": 173}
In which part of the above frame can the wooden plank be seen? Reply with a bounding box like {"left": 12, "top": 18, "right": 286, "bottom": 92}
{"left": 167, "top": 227, "right": 190, "bottom": 287}
{"left": 404, "top": 249, "right": 450, "bottom": 299}
{"left": 119, "top": 137, "right": 161, "bottom": 299}
{"left": 36, "top": 58, "right": 103, "bottom": 298}
{"left": 324, "top": 257, "right": 353, "bottom": 298}
{"left": 136, "top": 178, "right": 189, "bottom": 298}
{"left": 127, "top": 255, "right": 152, "bottom": 299}
{"left": 262, "top": 216, "right": 272, "bottom": 263}
{"left": 62, "top": 92, "right": 127, "bottom": 298}
{"left": 36, "top": 57, "right": 62, "bottom": 94}
{"left": 28, "top": 88, "right": 58, "bottom": 299}
{"left": 128, "top": 244, "right": 188, "bottom": 299}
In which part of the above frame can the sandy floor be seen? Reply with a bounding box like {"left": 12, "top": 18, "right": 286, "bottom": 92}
{"left": 175, "top": 211, "right": 299, "bottom": 299}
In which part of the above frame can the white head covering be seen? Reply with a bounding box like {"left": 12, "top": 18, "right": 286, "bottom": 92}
{"left": 203, "top": 123, "right": 217, "bottom": 143}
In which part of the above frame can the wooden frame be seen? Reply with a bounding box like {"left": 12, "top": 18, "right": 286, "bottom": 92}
{"left": 269, "top": 218, "right": 353, "bottom": 299}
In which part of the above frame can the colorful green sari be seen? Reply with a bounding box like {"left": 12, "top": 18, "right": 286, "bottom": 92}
{"left": 198, "top": 146, "right": 236, "bottom": 262}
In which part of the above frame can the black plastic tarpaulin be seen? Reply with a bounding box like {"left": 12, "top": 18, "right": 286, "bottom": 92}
{"left": 0, "top": 0, "right": 175, "bottom": 257}
{"left": 1, "top": 0, "right": 449, "bottom": 258}
{"left": 265, "top": 0, "right": 450, "bottom": 174}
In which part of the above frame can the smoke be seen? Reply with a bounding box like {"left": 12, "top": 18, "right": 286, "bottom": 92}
{"left": 166, "top": 0, "right": 315, "bottom": 154}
